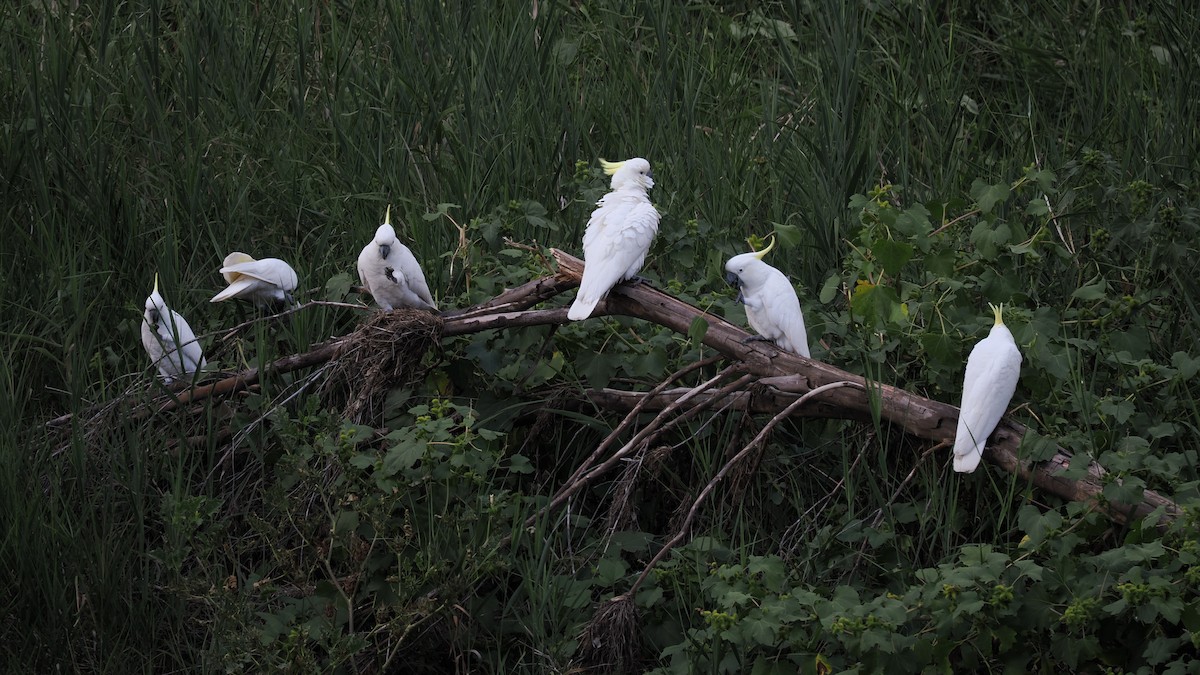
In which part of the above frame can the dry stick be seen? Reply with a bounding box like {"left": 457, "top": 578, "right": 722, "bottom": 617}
{"left": 562, "top": 355, "right": 728, "bottom": 489}
{"left": 618, "top": 381, "right": 864, "bottom": 600}
{"left": 519, "top": 368, "right": 754, "bottom": 541}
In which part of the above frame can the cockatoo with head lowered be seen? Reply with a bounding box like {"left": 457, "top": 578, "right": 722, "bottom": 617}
{"left": 141, "top": 274, "right": 206, "bottom": 385}
{"left": 357, "top": 206, "right": 437, "bottom": 311}
{"left": 953, "top": 303, "right": 1022, "bottom": 473}
{"left": 567, "top": 157, "right": 660, "bottom": 321}
{"left": 210, "top": 252, "right": 299, "bottom": 309}
{"left": 724, "top": 235, "right": 811, "bottom": 358}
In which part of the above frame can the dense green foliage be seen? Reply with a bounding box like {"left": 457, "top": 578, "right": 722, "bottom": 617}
{"left": 2, "top": 0, "right": 1199, "bottom": 672}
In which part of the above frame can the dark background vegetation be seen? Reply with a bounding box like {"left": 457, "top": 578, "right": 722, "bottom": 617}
{"left": 2, "top": 0, "right": 1198, "bottom": 672}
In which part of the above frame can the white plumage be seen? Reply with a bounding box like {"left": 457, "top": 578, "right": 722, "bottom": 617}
{"left": 210, "top": 252, "right": 299, "bottom": 308}
{"left": 141, "top": 274, "right": 206, "bottom": 385}
{"left": 568, "top": 157, "right": 660, "bottom": 321}
{"left": 953, "top": 303, "right": 1022, "bottom": 473}
{"left": 724, "top": 236, "right": 810, "bottom": 358}
{"left": 357, "top": 206, "right": 437, "bottom": 311}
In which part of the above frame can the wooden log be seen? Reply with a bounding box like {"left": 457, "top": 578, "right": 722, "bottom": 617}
{"left": 550, "top": 248, "right": 1179, "bottom": 528}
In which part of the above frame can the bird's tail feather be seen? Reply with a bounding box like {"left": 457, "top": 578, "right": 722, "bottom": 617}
{"left": 952, "top": 445, "right": 982, "bottom": 473}
{"left": 567, "top": 295, "right": 599, "bottom": 321}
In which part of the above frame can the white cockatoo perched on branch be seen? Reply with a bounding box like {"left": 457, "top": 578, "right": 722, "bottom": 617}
{"left": 357, "top": 205, "right": 437, "bottom": 311}
{"left": 568, "top": 157, "right": 660, "bottom": 320}
{"left": 724, "top": 235, "right": 811, "bottom": 358}
{"left": 141, "top": 273, "right": 206, "bottom": 384}
{"left": 210, "top": 252, "right": 299, "bottom": 309}
{"left": 953, "top": 303, "right": 1022, "bottom": 473}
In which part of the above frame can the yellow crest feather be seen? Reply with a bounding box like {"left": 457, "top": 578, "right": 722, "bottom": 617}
{"left": 989, "top": 302, "right": 1004, "bottom": 325}
{"left": 385, "top": 204, "right": 392, "bottom": 226}
{"left": 599, "top": 158, "right": 625, "bottom": 176}
{"left": 153, "top": 273, "right": 159, "bottom": 294}
{"left": 752, "top": 233, "right": 777, "bottom": 260}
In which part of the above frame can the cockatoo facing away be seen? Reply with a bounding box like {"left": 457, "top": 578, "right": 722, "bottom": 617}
{"left": 724, "top": 235, "right": 811, "bottom": 358}
{"left": 210, "top": 252, "right": 299, "bottom": 309}
{"left": 953, "top": 303, "right": 1022, "bottom": 473}
{"left": 357, "top": 206, "right": 437, "bottom": 311}
{"left": 568, "top": 157, "right": 660, "bottom": 321}
{"left": 141, "top": 274, "right": 206, "bottom": 385}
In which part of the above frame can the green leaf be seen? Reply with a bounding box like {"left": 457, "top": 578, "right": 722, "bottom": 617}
{"left": 871, "top": 238, "right": 914, "bottom": 276}
{"left": 324, "top": 272, "right": 354, "bottom": 301}
{"left": 970, "top": 179, "right": 1011, "bottom": 214}
{"left": 850, "top": 281, "right": 907, "bottom": 328}
{"left": 819, "top": 273, "right": 842, "bottom": 304}
{"left": 1071, "top": 277, "right": 1109, "bottom": 301}
{"left": 772, "top": 222, "right": 804, "bottom": 247}
{"left": 382, "top": 439, "right": 426, "bottom": 475}
{"left": 925, "top": 248, "right": 956, "bottom": 276}
{"left": 688, "top": 316, "right": 709, "bottom": 344}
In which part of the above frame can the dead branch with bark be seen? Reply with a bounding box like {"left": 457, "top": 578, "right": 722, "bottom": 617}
{"left": 48, "top": 248, "right": 1181, "bottom": 534}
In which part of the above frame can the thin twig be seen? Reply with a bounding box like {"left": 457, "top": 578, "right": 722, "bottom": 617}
{"left": 623, "top": 380, "right": 864, "bottom": 597}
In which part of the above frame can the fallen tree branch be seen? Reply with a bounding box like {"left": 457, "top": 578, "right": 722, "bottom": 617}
{"left": 46, "top": 248, "right": 1181, "bottom": 529}
{"left": 549, "top": 248, "right": 1180, "bottom": 528}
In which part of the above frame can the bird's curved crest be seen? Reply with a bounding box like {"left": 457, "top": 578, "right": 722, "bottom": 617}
{"left": 751, "top": 233, "right": 777, "bottom": 260}
{"left": 599, "top": 158, "right": 625, "bottom": 176}
{"left": 153, "top": 272, "right": 160, "bottom": 295}
{"left": 989, "top": 302, "right": 1005, "bottom": 325}
{"left": 385, "top": 204, "right": 392, "bottom": 227}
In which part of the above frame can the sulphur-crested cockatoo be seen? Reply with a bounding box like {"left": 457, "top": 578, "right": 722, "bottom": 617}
{"left": 357, "top": 206, "right": 437, "bottom": 311}
{"left": 953, "top": 303, "right": 1022, "bottom": 473}
{"left": 210, "top": 252, "right": 299, "bottom": 309}
{"left": 141, "top": 274, "right": 206, "bottom": 384}
{"left": 724, "top": 235, "right": 811, "bottom": 358}
{"left": 567, "top": 157, "right": 660, "bottom": 321}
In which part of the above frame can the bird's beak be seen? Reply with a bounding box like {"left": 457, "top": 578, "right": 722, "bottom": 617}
{"left": 752, "top": 233, "right": 777, "bottom": 260}
{"left": 725, "top": 272, "right": 744, "bottom": 303}
{"left": 379, "top": 244, "right": 391, "bottom": 259}
{"left": 148, "top": 308, "right": 160, "bottom": 325}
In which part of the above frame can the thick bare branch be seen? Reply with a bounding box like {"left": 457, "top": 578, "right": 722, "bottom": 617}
{"left": 549, "top": 248, "right": 1180, "bottom": 528}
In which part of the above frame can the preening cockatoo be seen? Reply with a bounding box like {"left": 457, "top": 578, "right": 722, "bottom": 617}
{"left": 141, "top": 274, "right": 206, "bottom": 385}
{"left": 210, "top": 252, "right": 299, "bottom": 309}
{"left": 357, "top": 206, "right": 437, "bottom": 311}
{"left": 567, "top": 157, "right": 660, "bottom": 321}
{"left": 724, "top": 235, "right": 811, "bottom": 358}
{"left": 953, "top": 303, "right": 1022, "bottom": 473}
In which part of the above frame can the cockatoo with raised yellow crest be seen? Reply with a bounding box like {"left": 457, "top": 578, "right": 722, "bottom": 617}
{"left": 141, "top": 274, "right": 206, "bottom": 384}
{"left": 357, "top": 205, "right": 437, "bottom": 311}
{"left": 724, "top": 235, "right": 811, "bottom": 358}
{"left": 567, "top": 157, "right": 660, "bottom": 321}
{"left": 953, "top": 303, "right": 1022, "bottom": 473}
{"left": 210, "top": 252, "right": 299, "bottom": 309}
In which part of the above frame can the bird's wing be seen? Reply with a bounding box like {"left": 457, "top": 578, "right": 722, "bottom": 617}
{"left": 219, "top": 259, "right": 297, "bottom": 291}
{"left": 762, "top": 272, "right": 810, "bottom": 358}
{"left": 569, "top": 200, "right": 659, "bottom": 320}
{"left": 392, "top": 245, "right": 437, "bottom": 309}
{"left": 168, "top": 309, "right": 206, "bottom": 374}
{"left": 356, "top": 245, "right": 373, "bottom": 291}
{"left": 953, "top": 337, "right": 1021, "bottom": 472}
{"left": 210, "top": 276, "right": 262, "bottom": 303}
{"left": 141, "top": 320, "right": 167, "bottom": 370}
